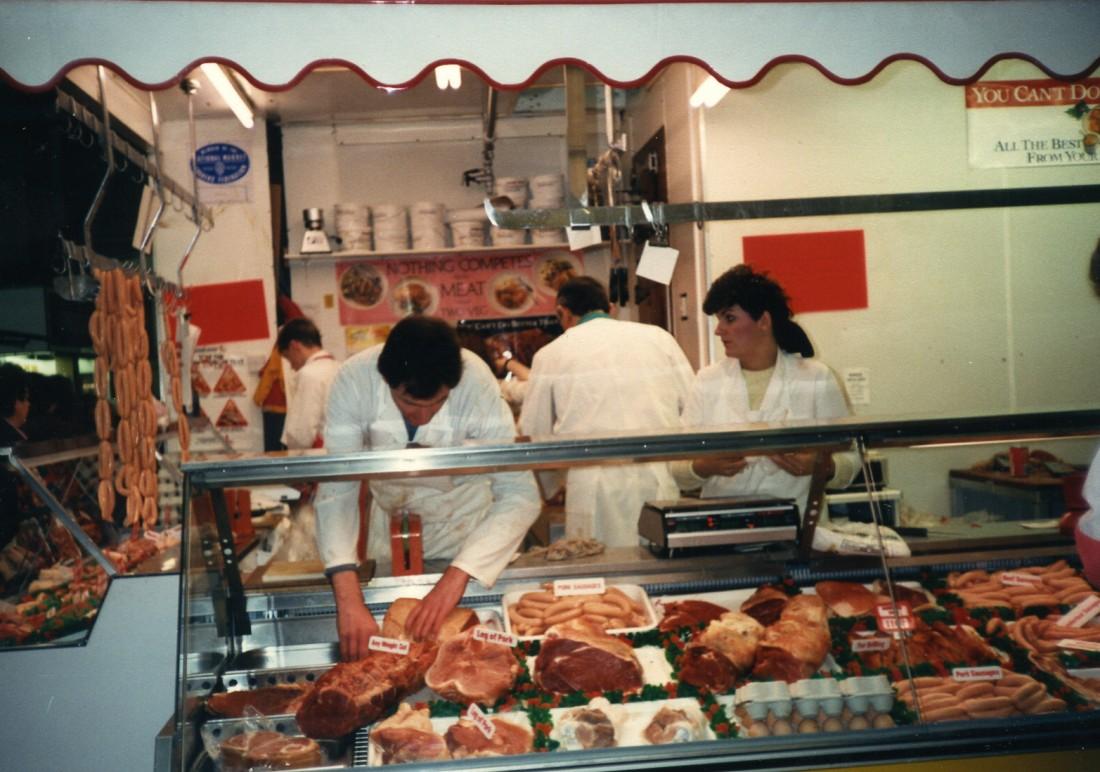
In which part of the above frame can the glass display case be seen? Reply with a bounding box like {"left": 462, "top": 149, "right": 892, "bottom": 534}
{"left": 168, "top": 409, "right": 1100, "bottom": 771}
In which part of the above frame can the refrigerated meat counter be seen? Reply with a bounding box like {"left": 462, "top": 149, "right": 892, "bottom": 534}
{"left": 159, "top": 409, "right": 1100, "bottom": 771}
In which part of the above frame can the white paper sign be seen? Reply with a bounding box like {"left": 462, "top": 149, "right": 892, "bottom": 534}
{"left": 566, "top": 226, "right": 603, "bottom": 251}
{"left": 842, "top": 367, "right": 871, "bottom": 406}
{"left": 1058, "top": 638, "right": 1100, "bottom": 653}
{"left": 952, "top": 666, "right": 1004, "bottom": 682}
{"left": 1059, "top": 595, "right": 1100, "bottom": 628}
{"left": 1000, "top": 572, "right": 1042, "bottom": 587}
{"left": 367, "top": 636, "right": 410, "bottom": 656}
{"left": 465, "top": 703, "right": 495, "bottom": 739}
{"left": 554, "top": 577, "right": 606, "bottom": 596}
{"left": 473, "top": 627, "right": 518, "bottom": 647}
{"left": 636, "top": 243, "right": 680, "bottom": 285}
{"left": 851, "top": 637, "right": 893, "bottom": 653}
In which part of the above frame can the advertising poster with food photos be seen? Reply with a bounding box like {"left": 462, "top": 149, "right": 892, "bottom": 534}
{"left": 966, "top": 78, "right": 1100, "bottom": 168}
{"left": 335, "top": 249, "right": 585, "bottom": 326}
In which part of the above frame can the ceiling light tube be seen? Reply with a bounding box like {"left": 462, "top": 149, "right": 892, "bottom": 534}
{"left": 434, "top": 64, "right": 462, "bottom": 91}
{"left": 200, "top": 63, "right": 254, "bottom": 129}
{"left": 689, "top": 75, "right": 730, "bottom": 109}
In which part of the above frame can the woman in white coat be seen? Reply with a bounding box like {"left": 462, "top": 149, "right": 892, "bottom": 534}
{"left": 315, "top": 316, "right": 540, "bottom": 659}
{"left": 674, "top": 265, "right": 857, "bottom": 516}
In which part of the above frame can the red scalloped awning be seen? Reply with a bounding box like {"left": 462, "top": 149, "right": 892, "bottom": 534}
{"left": 2, "top": 1, "right": 1098, "bottom": 93}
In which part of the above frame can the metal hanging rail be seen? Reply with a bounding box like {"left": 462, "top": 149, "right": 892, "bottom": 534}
{"left": 485, "top": 184, "right": 1100, "bottom": 230}
{"left": 55, "top": 89, "right": 213, "bottom": 229}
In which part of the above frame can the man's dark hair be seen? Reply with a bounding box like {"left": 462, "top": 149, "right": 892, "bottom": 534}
{"left": 378, "top": 316, "right": 463, "bottom": 398}
{"left": 277, "top": 317, "right": 323, "bottom": 352}
{"left": 0, "top": 363, "right": 30, "bottom": 418}
{"left": 702, "top": 264, "right": 814, "bottom": 357}
{"left": 556, "top": 276, "right": 610, "bottom": 316}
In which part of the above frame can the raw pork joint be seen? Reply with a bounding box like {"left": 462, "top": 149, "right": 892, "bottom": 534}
{"left": 425, "top": 627, "right": 520, "bottom": 704}
{"left": 535, "top": 619, "right": 643, "bottom": 694}
{"left": 445, "top": 717, "right": 534, "bottom": 758}
{"left": 370, "top": 704, "right": 451, "bottom": 765}
{"left": 295, "top": 643, "right": 436, "bottom": 739}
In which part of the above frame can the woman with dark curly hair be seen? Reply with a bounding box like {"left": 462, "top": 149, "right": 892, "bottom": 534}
{"left": 674, "top": 265, "right": 857, "bottom": 517}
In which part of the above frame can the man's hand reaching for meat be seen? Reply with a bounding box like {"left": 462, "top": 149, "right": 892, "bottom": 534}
{"left": 332, "top": 569, "right": 380, "bottom": 661}
{"left": 404, "top": 565, "right": 470, "bottom": 640}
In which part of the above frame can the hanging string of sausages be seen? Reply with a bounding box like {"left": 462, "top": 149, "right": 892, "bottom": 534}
{"left": 161, "top": 306, "right": 191, "bottom": 461}
{"left": 89, "top": 268, "right": 160, "bottom": 535}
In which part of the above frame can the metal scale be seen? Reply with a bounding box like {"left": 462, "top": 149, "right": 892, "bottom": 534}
{"left": 638, "top": 495, "right": 800, "bottom": 554}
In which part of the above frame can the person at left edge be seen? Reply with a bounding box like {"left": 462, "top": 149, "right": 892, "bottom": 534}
{"left": 277, "top": 318, "right": 341, "bottom": 450}
{"left": 314, "top": 316, "right": 541, "bottom": 660}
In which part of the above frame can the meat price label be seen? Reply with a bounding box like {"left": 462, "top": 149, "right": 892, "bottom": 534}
{"left": 1058, "top": 594, "right": 1100, "bottom": 628}
{"left": 851, "top": 636, "right": 893, "bottom": 653}
{"left": 465, "top": 703, "right": 496, "bottom": 739}
{"left": 553, "top": 577, "right": 606, "bottom": 596}
{"left": 874, "top": 602, "right": 914, "bottom": 633}
{"left": 473, "top": 627, "right": 518, "bottom": 647}
{"left": 367, "top": 636, "right": 410, "bottom": 656}
{"left": 951, "top": 666, "right": 1004, "bottom": 682}
{"left": 999, "top": 572, "right": 1043, "bottom": 586}
{"left": 1057, "top": 638, "right": 1100, "bottom": 653}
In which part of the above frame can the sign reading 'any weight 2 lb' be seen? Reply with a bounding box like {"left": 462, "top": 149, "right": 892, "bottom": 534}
{"left": 192, "top": 143, "right": 250, "bottom": 184}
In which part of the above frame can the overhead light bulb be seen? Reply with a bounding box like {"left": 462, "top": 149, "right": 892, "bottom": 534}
{"left": 689, "top": 75, "right": 730, "bottom": 109}
{"left": 200, "top": 63, "right": 255, "bottom": 129}
{"left": 434, "top": 64, "right": 462, "bottom": 91}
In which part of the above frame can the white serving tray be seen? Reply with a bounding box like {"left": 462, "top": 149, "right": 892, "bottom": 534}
{"left": 501, "top": 583, "right": 657, "bottom": 641}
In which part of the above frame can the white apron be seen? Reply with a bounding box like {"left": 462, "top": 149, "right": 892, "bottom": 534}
{"left": 565, "top": 462, "right": 680, "bottom": 548}
{"left": 364, "top": 397, "right": 494, "bottom": 576}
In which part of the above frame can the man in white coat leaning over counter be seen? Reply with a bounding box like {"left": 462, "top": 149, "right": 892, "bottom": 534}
{"left": 315, "top": 316, "right": 541, "bottom": 660}
{"left": 520, "top": 276, "right": 694, "bottom": 548}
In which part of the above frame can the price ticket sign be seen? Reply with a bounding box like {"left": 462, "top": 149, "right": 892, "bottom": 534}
{"left": 999, "top": 572, "right": 1043, "bottom": 587}
{"left": 367, "top": 636, "right": 410, "bottom": 656}
{"left": 554, "top": 577, "right": 606, "bottom": 596}
{"left": 952, "top": 666, "right": 1004, "bottom": 682}
{"left": 1058, "top": 595, "right": 1100, "bottom": 628}
{"left": 465, "top": 703, "right": 496, "bottom": 740}
{"left": 473, "top": 627, "right": 518, "bottom": 648}
{"left": 875, "top": 602, "right": 915, "bottom": 633}
{"left": 1058, "top": 638, "right": 1100, "bottom": 653}
{"left": 851, "top": 636, "right": 893, "bottom": 653}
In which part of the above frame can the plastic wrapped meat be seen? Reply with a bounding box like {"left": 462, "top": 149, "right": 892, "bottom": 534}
{"left": 643, "top": 703, "right": 706, "bottom": 744}
{"left": 555, "top": 697, "right": 619, "bottom": 750}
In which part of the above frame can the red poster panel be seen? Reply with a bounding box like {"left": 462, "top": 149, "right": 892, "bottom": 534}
{"left": 184, "top": 279, "right": 270, "bottom": 344}
{"left": 742, "top": 230, "right": 868, "bottom": 313}
{"left": 337, "top": 249, "right": 584, "bottom": 325}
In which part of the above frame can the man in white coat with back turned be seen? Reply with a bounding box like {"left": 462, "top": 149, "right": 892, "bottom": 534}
{"left": 520, "top": 276, "right": 694, "bottom": 548}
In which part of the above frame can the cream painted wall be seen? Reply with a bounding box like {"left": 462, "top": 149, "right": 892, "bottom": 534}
{"left": 697, "top": 59, "right": 1100, "bottom": 515}
{"left": 152, "top": 116, "right": 276, "bottom": 451}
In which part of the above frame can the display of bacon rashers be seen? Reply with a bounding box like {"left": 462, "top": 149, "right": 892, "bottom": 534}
{"left": 535, "top": 618, "right": 643, "bottom": 694}
{"left": 295, "top": 641, "right": 437, "bottom": 739}
{"left": 750, "top": 595, "right": 831, "bottom": 682}
{"left": 425, "top": 627, "right": 520, "bottom": 705}
{"left": 849, "top": 618, "right": 1005, "bottom": 672}
{"left": 945, "top": 559, "right": 1097, "bottom": 613}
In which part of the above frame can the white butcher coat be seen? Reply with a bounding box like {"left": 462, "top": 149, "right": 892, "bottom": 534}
{"left": 519, "top": 315, "right": 694, "bottom": 547}
{"left": 315, "top": 347, "right": 540, "bottom": 587}
{"left": 677, "top": 351, "right": 855, "bottom": 517}
{"left": 281, "top": 350, "right": 341, "bottom": 449}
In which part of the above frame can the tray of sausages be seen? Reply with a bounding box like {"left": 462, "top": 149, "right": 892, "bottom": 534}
{"left": 502, "top": 584, "right": 657, "bottom": 640}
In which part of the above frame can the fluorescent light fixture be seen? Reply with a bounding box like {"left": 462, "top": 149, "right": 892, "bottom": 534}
{"left": 434, "top": 64, "right": 462, "bottom": 91}
{"left": 200, "top": 63, "right": 254, "bottom": 129}
{"left": 689, "top": 75, "right": 730, "bottom": 109}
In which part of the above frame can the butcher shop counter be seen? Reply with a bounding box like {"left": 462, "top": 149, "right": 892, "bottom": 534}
{"left": 163, "top": 409, "right": 1100, "bottom": 771}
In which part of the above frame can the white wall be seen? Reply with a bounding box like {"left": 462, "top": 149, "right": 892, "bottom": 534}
{"left": 152, "top": 116, "right": 276, "bottom": 451}
{"left": 697, "top": 59, "right": 1100, "bottom": 513}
